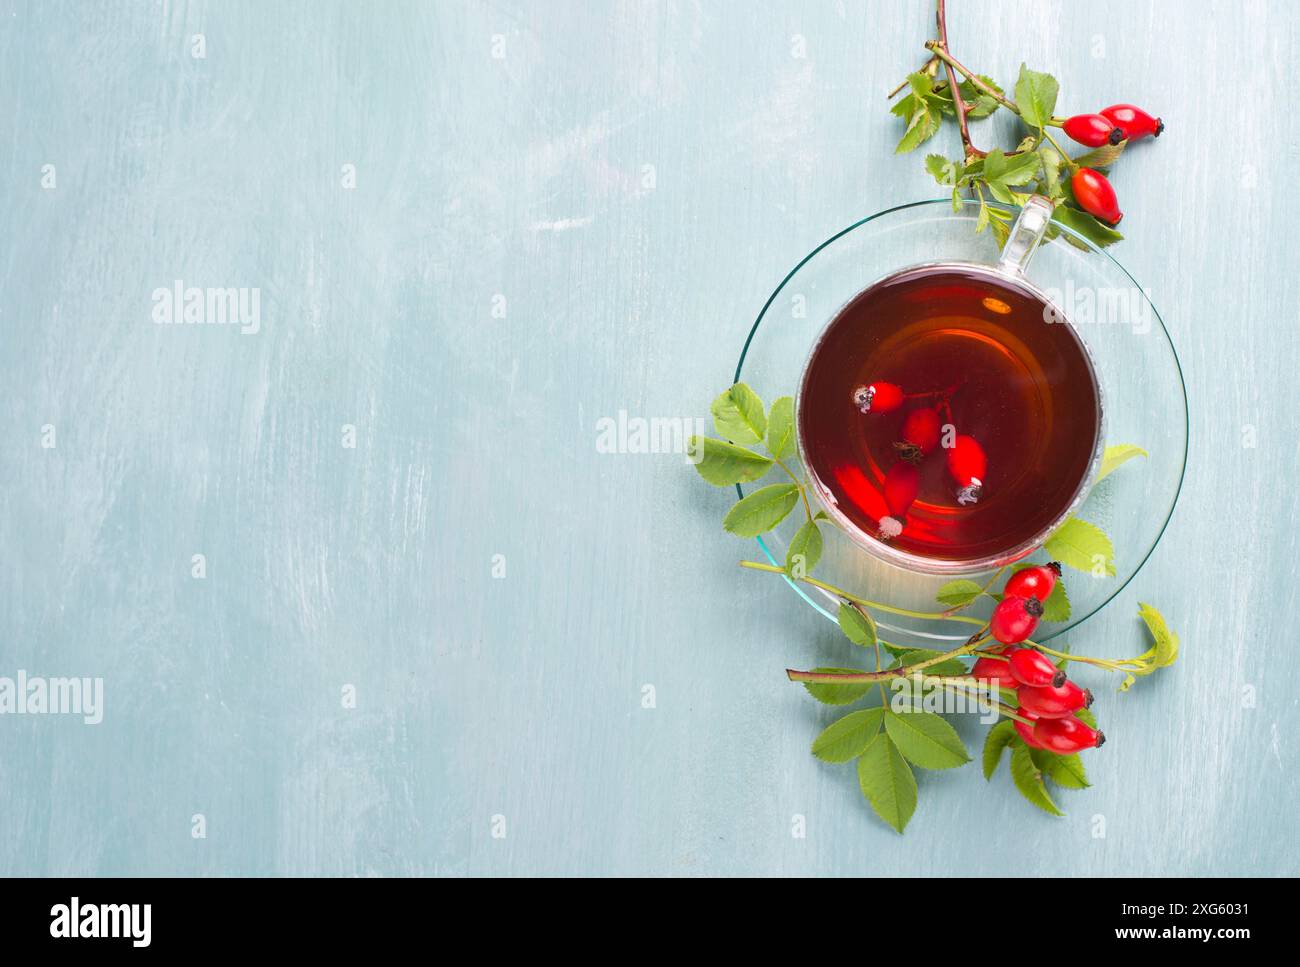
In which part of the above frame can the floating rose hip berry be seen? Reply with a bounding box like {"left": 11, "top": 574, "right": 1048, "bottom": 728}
{"left": 878, "top": 460, "right": 920, "bottom": 540}
{"left": 946, "top": 434, "right": 986, "bottom": 505}
{"left": 1063, "top": 113, "right": 1124, "bottom": 147}
{"left": 1018, "top": 679, "right": 1093, "bottom": 719}
{"left": 990, "top": 595, "right": 1044, "bottom": 646}
{"left": 1013, "top": 709, "right": 1049, "bottom": 749}
{"left": 895, "top": 407, "right": 941, "bottom": 462}
{"left": 972, "top": 655, "right": 1019, "bottom": 691}
{"left": 1071, "top": 167, "right": 1123, "bottom": 225}
{"left": 1033, "top": 714, "right": 1105, "bottom": 753}
{"left": 852, "top": 381, "right": 904, "bottom": 414}
{"left": 1100, "top": 103, "right": 1163, "bottom": 140}
{"left": 1002, "top": 562, "right": 1061, "bottom": 602}
{"left": 1007, "top": 646, "right": 1065, "bottom": 688}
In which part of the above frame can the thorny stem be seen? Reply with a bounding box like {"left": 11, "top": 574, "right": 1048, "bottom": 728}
{"left": 934, "top": 0, "right": 980, "bottom": 160}
{"left": 924, "top": 41, "right": 1021, "bottom": 117}
{"left": 739, "top": 560, "right": 985, "bottom": 625}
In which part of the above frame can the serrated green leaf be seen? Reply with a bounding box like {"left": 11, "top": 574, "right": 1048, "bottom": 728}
{"left": 935, "top": 579, "right": 984, "bottom": 609}
{"left": 897, "top": 104, "right": 940, "bottom": 153}
{"left": 1041, "top": 578, "right": 1071, "bottom": 622}
{"left": 812, "top": 707, "right": 885, "bottom": 763}
{"left": 711, "top": 383, "right": 766, "bottom": 445}
{"left": 1052, "top": 204, "right": 1124, "bottom": 248}
{"left": 982, "top": 719, "right": 1016, "bottom": 780}
{"left": 883, "top": 709, "right": 970, "bottom": 770}
{"left": 1096, "top": 443, "right": 1147, "bottom": 484}
{"left": 1044, "top": 752, "right": 1090, "bottom": 789}
{"left": 837, "top": 602, "right": 877, "bottom": 649}
{"left": 976, "top": 196, "right": 990, "bottom": 233}
{"left": 722, "top": 483, "right": 799, "bottom": 537}
{"left": 689, "top": 437, "right": 773, "bottom": 486}
{"left": 925, "top": 153, "right": 960, "bottom": 186}
{"left": 1045, "top": 516, "right": 1115, "bottom": 577}
{"left": 786, "top": 519, "right": 823, "bottom": 576}
{"left": 857, "top": 734, "right": 918, "bottom": 833}
{"left": 802, "top": 668, "right": 873, "bottom": 706}
{"left": 1076, "top": 707, "right": 1097, "bottom": 729}
{"left": 993, "top": 150, "right": 1042, "bottom": 187}
{"left": 907, "top": 71, "right": 935, "bottom": 100}
{"left": 1013, "top": 64, "right": 1058, "bottom": 129}
{"left": 1138, "top": 602, "right": 1179, "bottom": 668}
{"left": 958, "top": 75, "right": 1002, "bottom": 118}
{"left": 1010, "top": 744, "right": 1064, "bottom": 816}
{"left": 765, "top": 395, "right": 796, "bottom": 459}
{"left": 1073, "top": 140, "right": 1126, "bottom": 170}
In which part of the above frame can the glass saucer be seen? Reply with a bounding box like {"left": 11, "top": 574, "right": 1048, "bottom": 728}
{"left": 734, "top": 198, "right": 1187, "bottom": 649}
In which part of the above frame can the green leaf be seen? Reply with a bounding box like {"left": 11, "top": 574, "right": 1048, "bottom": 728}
{"left": 1043, "top": 752, "right": 1090, "bottom": 789}
{"left": 1073, "top": 140, "right": 1126, "bottom": 170}
{"left": 1052, "top": 204, "right": 1124, "bottom": 248}
{"left": 991, "top": 150, "right": 1042, "bottom": 187}
{"left": 1040, "top": 578, "right": 1071, "bottom": 622}
{"left": 857, "top": 734, "right": 918, "bottom": 833}
{"left": 837, "top": 602, "right": 877, "bottom": 649}
{"left": 982, "top": 720, "right": 1016, "bottom": 780}
{"left": 1039, "top": 146, "right": 1064, "bottom": 198}
{"left": 1138, "top": 602, "right": 1179, "bottom": 668}
{"left": 765, "top": 395, "right": 796, "bottom": 459}
{"left": 711, "top": 383, "right": 766, "bottom": 445}
{"left": 1096, "top": 443, "right": 1147, "bottom": 484}
{"left": 958, "top": 75, "right": 1002, "bottom": 118}
{"left": 1013, "top": 64, "right": 1059, "bottom": 129}
{"left": 897, "top": 104, "right": 940, "bottom": 154}
{"left": 893, "top": 649, "right": 968, "bottom": 678}
{"left": 812, "top": 707, "right": 885, "bottom": 763}
{"left": 925, "top": 153, "right": 960, "bottom": 185}
{"left": 935, "top": 579, "right": 985, "bottom": 609}
{"left": 1010, "top": 744, "right": 1064, "bottom": 816}
{"left": 907, "top": 71, "right": 935, "bottom": 100}
{"left": 689, "top": 437, "right": 774, "bottom": 486}
{"left": 785, "top": 519, "right": 823, "bottom": 576}
{"left": 722, "top": 483, "right": 799, "bottom": 537}
{"left": 1045, "top": 516, "right": 1115, "bottom": 577}
{"left": 802, "top": 668, "right": 873, "bottom": 706}
{"left": 883, "top": 709, "right": 970, "bottom": 770}
{"left": 1076, "top": 707, "right": 1097, "bottom": 729}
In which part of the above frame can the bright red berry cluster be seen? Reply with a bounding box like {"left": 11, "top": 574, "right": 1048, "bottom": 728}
{"left": 855, "top": 382, "right": 987, "bottom": 540}
{"left": 979, "top": 563, "right": 1104, "bottom": 754}
{"left": 1061, "top": 103, "right": 1162, "bottom": 226}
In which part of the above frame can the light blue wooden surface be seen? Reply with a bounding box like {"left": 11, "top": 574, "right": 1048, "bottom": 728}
{"left": 1, "top": 0, "right": 1296, "bottom": 876}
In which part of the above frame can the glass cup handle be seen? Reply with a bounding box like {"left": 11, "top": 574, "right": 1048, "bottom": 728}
{"left": 996, "top": 194, "right": 1055, "bottom": 276}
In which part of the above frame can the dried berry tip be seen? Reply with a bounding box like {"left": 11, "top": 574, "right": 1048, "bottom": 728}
{"left": 1051, "top": 670, "right": 1067, "bottom": 688}
{"left": 1082, "top": 688, "right": 1094, "bottom": 708}
{"left": 1047, "top": 561, "right": 1062, "bottom": 576}
{"left": 1095, "top": 730, "right": 1106, "bottom": 748}
{"left": 1024, "top": 596, "right": 1044, "bottom": 618}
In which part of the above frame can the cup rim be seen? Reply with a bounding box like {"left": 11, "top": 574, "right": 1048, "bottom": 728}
{"left": 794, "top": 259, "right": 1106, "bottom": 576}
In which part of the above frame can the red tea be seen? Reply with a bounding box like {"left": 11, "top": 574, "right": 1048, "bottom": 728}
{"left": 797, "top": 264, "right": 1101, "bottom": 567}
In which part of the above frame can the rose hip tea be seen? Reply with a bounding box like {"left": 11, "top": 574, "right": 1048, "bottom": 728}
{"left": 797, "top": 263, "right": 1102, "bottom": 569}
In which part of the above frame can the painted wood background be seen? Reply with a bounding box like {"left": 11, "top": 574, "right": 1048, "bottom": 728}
{"left": 1, "top": 0, "right": 1296, "bottom": 875}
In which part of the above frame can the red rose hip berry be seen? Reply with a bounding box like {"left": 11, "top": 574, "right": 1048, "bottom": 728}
{"left": 879, "top": 460, "right": 920, "bottom": 540}
{"left": 946, "top": 434, "right": 986, "bottom": 505}
{"left": 972, "top": 656, "right": 1019, "bottom": 691}
{"left": 1071, "top": 167, "right": 1123, "bottom": 225}
{"left": 1033, "top": 714, "right": 1105, "bottom": 753}
{"left": 1100, "top": 103, "right": 1163, "bottom": 140}
{"left": 1063, "top": 113, "right": 1125, "bottom": 147}
{"left": 1017, "top": 679, "right": 1093, "bottom": 719}
{"left": 1007, "top": 646, "right": 1065, "bottom": 688}
{"left": 1013, "top": 709, "right": 1049, "bottom": 749}
{"left": 990, "top": 595, "right": 1044, "bottom": 645}
{"left": 1002, "top": 562, "right": 1061, "bottom": 602}
{"left": 852, "top": 381, "right": 904, "bottom": 414}
{"left": 895, "top": 407, "right": 941, "bottom": 461}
